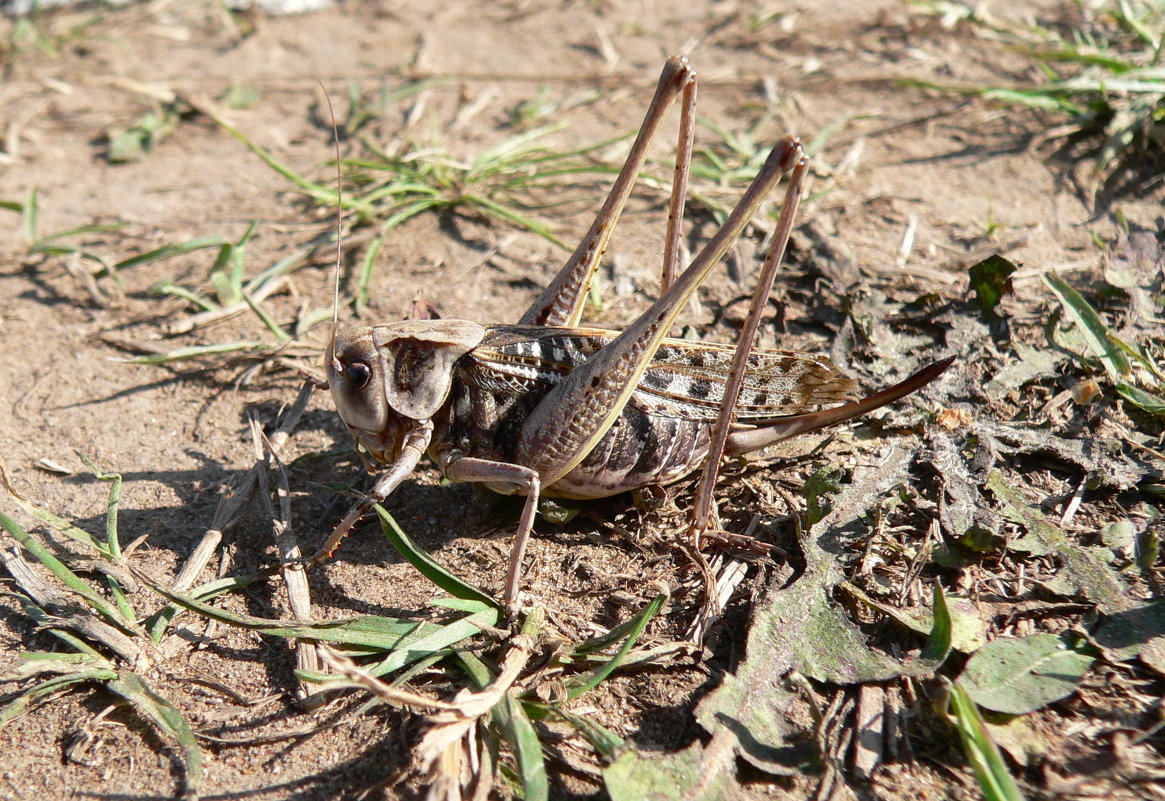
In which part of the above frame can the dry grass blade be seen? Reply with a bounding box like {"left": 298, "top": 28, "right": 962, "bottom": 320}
{"left": 251, "top": 411, "right": 320, "bottom": 695}
{"left": 170, "top": 381, "right": 314, "bottom": 592}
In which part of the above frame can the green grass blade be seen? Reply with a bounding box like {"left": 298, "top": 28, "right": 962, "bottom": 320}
{"left": 1043, "top": 272, "right": 1131, "bottom": 381}
{"left": 113, "top": 237, "right": 229, "bottom": 271}
{"left": 241, "top": 290, "right": 291, "bottom": 342}
{"left": 74, "top": 455, "right": 123, "bottom": 562}
{"left": 374, "top": 505, "right": 501, "bottom": 610}
{"left": 468, "top": 123, "right": 567, "bottom": 177}
{"left": 212, "top": 115, "right": 336, "bottom": 202}
{"left": 566, "top": 590, "right": 666, "bottom": 700}
{"left": 0, "top": 511, "right": 141, "bottom": 636}
{"left": 430, "top": 597, "right": 495, "bottom": 614}
{"left": 18, "top": 602, "right": 109, "bottom": 660}
{"left": 12, "top": 650, "right": 106, "bottom": 668}
{"left": 570, "top": 602, "right": 665, "bottom": 657}
{"left": 32, "top": 222, "right": 130, "bottom": 246}
{"left": 365, "top": 608, "right": 500, "bottom": 678}
{"left": 3, "top": 481, "right": 112, "bottom": 559}
{"left": 121, "top": 341, "right": 272, "bottom": 364}
{"left": 146, "top": 573, "right": 281, "bottom": 641}
{"left": 25, "top": 187, "right": 38, "bottom": 242}
{"left": 139, "top": 571, "right": 425, "bottom": 646}
{"left": 140, "top": 567, "right": 498, "bottom": 673}
{"left": 352, "top": 233, "right": 384, "bottom": 312}
{"left": 549, "top": 707, "right": 625, "bottom": 757}
{"left": 245, "top": 239, "right": 319, "bottom": 292}
{"left": 499, "top": 693, "right": 549, "bottom": 801}
{"left": 465, "top": 195, "right": 566, "bottom": 248}
{"left": 108, "top": 672, "right": 202, "bottom": 801}
{"left": 455, "top": 649, "right": 495, "bottom": 690}
{"left": 0, "top": 670, "right": 119, "bottom": 727}
{"left": 26, "top": 245, "right": 116, "bottom": 278}
{"left": 1113, "top": 336, "right": 1165, "bottom": 384}
{"left": 227, "top": 221, "right": 259, "bottom": 302}
{"left": 152, "top": 282, "right": 218, "bottom": 312}
{"left": 379, "top": 197, "right": 444, "bottom": 231}
{"left": 948, "top": 680, "right": 1025, "bottom": 801}
{"left": 72, "top": 452, "right": 139, "bottom": 628}
{"left": 358, "top": 181, "right": 441, "bottom": 205}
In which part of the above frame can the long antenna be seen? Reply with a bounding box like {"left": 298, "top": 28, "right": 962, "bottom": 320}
{"left": 321, "top": 83, "right": 342, "bottom": 360}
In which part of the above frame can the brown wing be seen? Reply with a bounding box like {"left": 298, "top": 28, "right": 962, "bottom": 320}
{"left": 469, "top": 325, "right": 857, "bottom": 422}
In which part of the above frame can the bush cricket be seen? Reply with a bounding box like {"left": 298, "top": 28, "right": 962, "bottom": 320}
{"left": 317, "top": 57, "right": 952, "bottom": 611}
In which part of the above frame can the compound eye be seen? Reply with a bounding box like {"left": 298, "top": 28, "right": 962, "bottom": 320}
{"left": 346, "top": 361, "right": 372, "bottom": 390}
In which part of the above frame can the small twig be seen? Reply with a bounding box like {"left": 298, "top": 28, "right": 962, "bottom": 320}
{"left": 315, "top": 646, "right": 457, "bottom": 711}
{"left": 895, "top": 213, "right": 918, "bottom": 268}
{"left": 1059, "top": 473, "right": 1088, "bottom": 527}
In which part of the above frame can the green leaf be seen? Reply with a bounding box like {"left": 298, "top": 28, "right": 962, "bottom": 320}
{"left": 803, "top": 465, "right": 842, "bottom": 527}
{"left": 605, "top": 743, "right": 710, "bottom": 801}
{"left": 922, "top": 583, "right": 953, "bottom": 663}
{"left": 841, "top": 581, "right": 987, "bottom": 654}
{"left": 1090, "top": 598, "right": 1165, "bottom": 664}
{"left": 969, "top": 255, "right": 1017, "bottom": 313}
{"left": 601, "top": 335, "right": 929, "bottom": 801}
{"left": 960, "top": 633, "right": 1096, "bottom": 715}
{"left": 984, "top": 343, "right": 1064, "bottom": 402}
{"left": 1100, "top": 519, "right": 1136, "bottom": 556}
{"left": 220, "top": 82, "right": 260, "bottom": 109}
{"left": 537, "top": 498, "right": 579, "bottom": 525}
{"left": 1115, "top": 382, "right": 1165, "bottom": 415}
{"left": 106, "top": 109, "right": 183, "bottom": 163}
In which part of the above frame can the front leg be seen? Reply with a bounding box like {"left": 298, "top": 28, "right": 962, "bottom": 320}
{"left": 440, "top": 453, "right": 541, "bottom": 613}
{"left": 308, "top": 420, "right": 434, "bottom": 565}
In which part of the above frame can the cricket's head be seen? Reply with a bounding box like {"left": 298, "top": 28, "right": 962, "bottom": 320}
{"left": 326, "top": 320, "right": 486, "bottom": 462}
